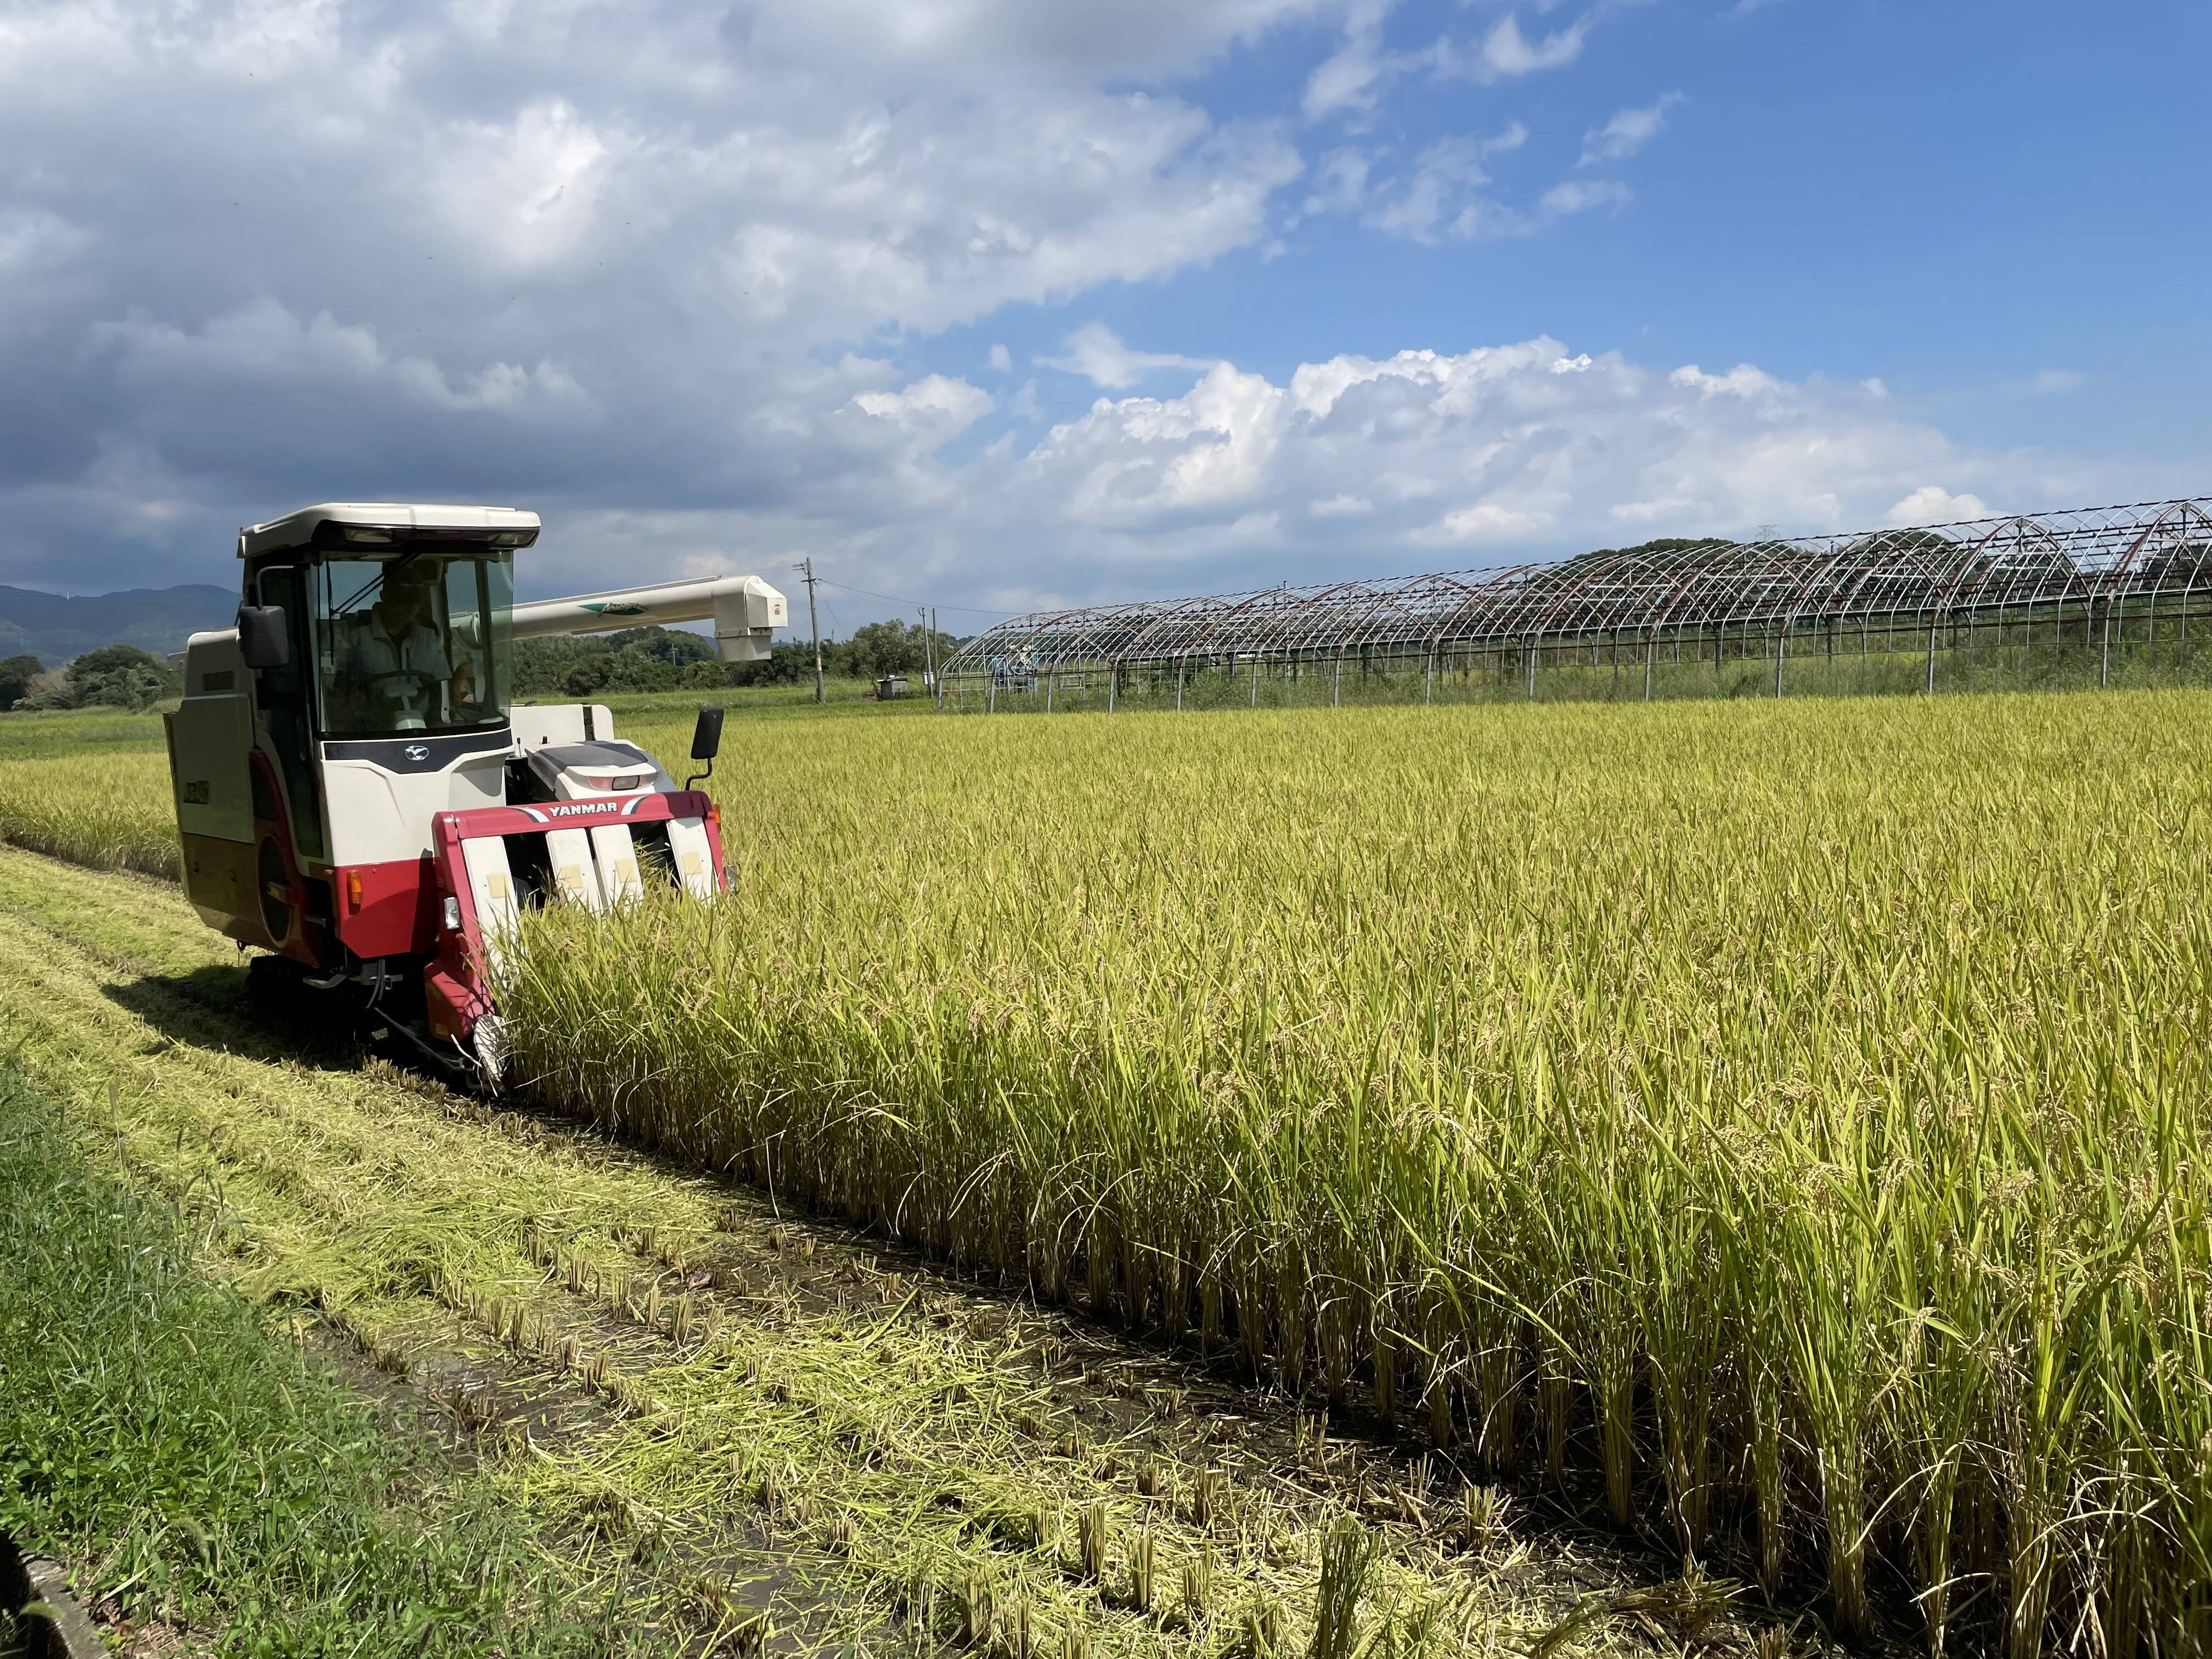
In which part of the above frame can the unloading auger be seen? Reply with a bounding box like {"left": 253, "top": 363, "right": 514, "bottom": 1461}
{"left": 163, "top": 502, "right": 789, "bottom": 1080}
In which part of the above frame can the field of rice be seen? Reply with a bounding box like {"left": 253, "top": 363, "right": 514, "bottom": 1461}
{"left": 5, "top": 688, "right": 2210, "bottom": 1656}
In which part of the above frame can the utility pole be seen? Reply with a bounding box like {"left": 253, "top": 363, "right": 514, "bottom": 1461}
{"left": 795, "top": 557, "right": 823, "bottom": 704}
{"left": 919, "top": 606, "right": 934, "bottom": 695}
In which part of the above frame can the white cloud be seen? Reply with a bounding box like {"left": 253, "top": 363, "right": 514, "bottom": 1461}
{"left": 1305, "top": 5, "right": 1613, "bottom": 128}
{"left": 1446, "top": 12, "right": 1595, "bottom": 83}
{"left": 1670, "top": 362, "right": 1784, "bottom": 397}
{"left": 850, "top": 374, "right": 992, "bottom": 434}
{"left": 1886, "top": 486, "right": 1990, "bottom": 526}
{"left": 1356, "top": 126, "right": 1536, "bottom": 242}
{"left": 0, "top": 0, "right": 1335, "bottom": 591}
{"left": 802, "top": 338, "right": 2096, "bottom": 614}
{"left": 1301, "top": 1, "right": 1394, "bottom": 120}
{"left": 2032, "top": 369, "right": 2084, "bottom": 394}
{"left": 989, "top": 343, "right": 1013, "bottom": 373}
{"left": 1037, "top": 323, "right": 1218, "bottom": 390}
{"left": 0, "top": 4, "right": 1310, "bottom": 351}
{"left": 1302, "top": 147, "right": 1373, "bottom": 215}
{"left": 1578, "top": 93, "right": 1684, "bottom": 166}
{"left": 1861, "top": 377, "right": 1890, "bottom": 398}
{"left": 1536, "top": 178, "right": 1629, "bottom": 220}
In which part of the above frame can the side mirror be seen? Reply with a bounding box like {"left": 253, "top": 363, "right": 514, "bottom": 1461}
{"left": 236, "top": 606, "right": 290, "bottom": 670}
{"left": 690, "top": 706, "right": 725, "bottom": 761}
{"left": 683, "top": 706, "right": 725, "bottom": 794}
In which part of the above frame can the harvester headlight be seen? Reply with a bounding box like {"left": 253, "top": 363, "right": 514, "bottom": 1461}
{"left": 342, "top": 526, "right": 396, "bottom": 544}
{"left": 442, "top": 895, "right": 461, "bottom": 932}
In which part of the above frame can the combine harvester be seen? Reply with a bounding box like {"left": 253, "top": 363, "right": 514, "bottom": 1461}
{"left": 163, "top": 503, "right": 788, "bottom": 1078}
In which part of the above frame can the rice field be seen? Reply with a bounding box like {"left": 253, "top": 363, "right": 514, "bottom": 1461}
{"left": 0, "top": 708, "right": 178, "bottom": 875}
{"left": 518, "top": 691, "right": 2212, "bottom": 1657}
{"left": 6, "top": 687, "right": 2212, "bottom": 1653}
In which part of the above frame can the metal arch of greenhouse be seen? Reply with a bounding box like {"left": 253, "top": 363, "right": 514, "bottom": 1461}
{"left": 934, "top": 497, "right": 2212, "bottom": 711}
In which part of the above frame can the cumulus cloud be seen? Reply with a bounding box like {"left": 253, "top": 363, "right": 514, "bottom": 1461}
{"left": 1016, "top": 341, "right": 1948, "bottom": 552}
{"left": 850, "top": 375, "right": 993, "bottom": 433}
{"left": 1579, "top": 93, "right": 1684, "bottom": 166}
{"left": 810, "top": 339, "right": 2101, "bottom": 614}
{"left": 1037, "top": 324, "right": 1218, "bottom": 390}
{"left": 1886, "top": 487, "right": 1991, "bottom": 526}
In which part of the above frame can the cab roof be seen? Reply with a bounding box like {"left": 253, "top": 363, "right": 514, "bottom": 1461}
{"left": 238, "top": 503, "right": 540, "bottom": 558}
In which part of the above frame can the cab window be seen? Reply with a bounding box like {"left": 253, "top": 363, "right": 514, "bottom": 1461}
{"left": 313, "top": 554, "right": 512, "bottom": 738}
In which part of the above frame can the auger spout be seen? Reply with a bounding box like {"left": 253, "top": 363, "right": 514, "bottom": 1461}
{"left": 510, "top": 574, "right": 790, "bottom": 663}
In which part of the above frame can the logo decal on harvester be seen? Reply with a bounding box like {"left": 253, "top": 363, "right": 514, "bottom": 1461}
{"left": 504, "top": 796, "right": 664, "bottom": 828}
{"left": 580, "top": 602, "right": 649, "bottom": 617}
{"left": 404, "top": 744, "right": 430, "bottom": 761}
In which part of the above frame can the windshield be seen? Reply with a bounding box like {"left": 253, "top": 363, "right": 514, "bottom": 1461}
{"left": 312, "top": 552, "right": 514, "bottom": 738}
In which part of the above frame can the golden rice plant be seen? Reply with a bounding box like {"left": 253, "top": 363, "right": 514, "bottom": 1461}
{"left": 505, "top": 690, "right": 2212, "bottom": 1654}
{"left": 0, "top": 746, "right": 179, "bottom": 878}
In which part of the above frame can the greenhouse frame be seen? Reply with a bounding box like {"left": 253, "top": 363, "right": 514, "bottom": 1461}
{"left": 935, "top": 496, "right": 2212, "bottom": 711}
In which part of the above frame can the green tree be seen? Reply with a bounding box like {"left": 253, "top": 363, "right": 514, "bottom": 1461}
{"left": 514, "top": 627, "right": 720, "bottom": 697}
{"left": 723, "top": 640, "right": 816, "bottom": 687}
{"left": 602, "top": 626, "right": 714, "bottom": 667}
{"left": 0, "top": 654, "right": 42, "bottom": 712}
{"left": 837, "top": 619, "right": 961, "bottom": 679}
{"left": 67, "top": 644, "right": 180, "bottom": 711}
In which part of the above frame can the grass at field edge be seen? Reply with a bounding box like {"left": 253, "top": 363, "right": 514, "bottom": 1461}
{"left": 0, "top": 1063, "right": 607, "bottom": 1658}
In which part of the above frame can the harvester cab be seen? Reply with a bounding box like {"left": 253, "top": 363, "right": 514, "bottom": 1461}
{"left": 163, "top": 502, "right": 789, "bottom": 1080}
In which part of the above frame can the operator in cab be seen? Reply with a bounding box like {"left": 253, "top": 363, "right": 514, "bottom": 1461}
{"left": 334, "top": 558, "right": 477, "bottom": 732}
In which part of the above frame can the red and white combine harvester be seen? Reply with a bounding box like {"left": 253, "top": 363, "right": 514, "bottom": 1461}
{"left": 164, "top": 503, "right": 787, "bottom": 1078}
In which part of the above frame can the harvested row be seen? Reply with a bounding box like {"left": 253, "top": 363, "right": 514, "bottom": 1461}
{"left": 509, "top": 691, "right": 2212, "bottom": 1656}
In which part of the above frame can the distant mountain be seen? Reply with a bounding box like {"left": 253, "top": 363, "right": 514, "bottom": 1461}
{"left": 0, "top": 584, "right": 236, "bottom": 666}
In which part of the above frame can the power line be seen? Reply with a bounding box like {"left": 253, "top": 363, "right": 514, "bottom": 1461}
{"left": 809, "top": 574, "right": 1019, "bottom": 618}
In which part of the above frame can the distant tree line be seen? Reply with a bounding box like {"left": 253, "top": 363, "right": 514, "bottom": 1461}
{"left": 0, "top": 644, "right": 178, "bottom": 713}
{"left": 512, "top": 619, "right": 963, "bottom": 698}
{"left": 0, "top": 619, "right": 972, "bottom": 714}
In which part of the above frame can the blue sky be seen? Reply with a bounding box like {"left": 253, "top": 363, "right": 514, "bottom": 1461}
{"left": 2, "top": 0, "right": 2205, "bottom": 625}
{"left": 946, "top": 1, "right": 2211, "bottom": 460}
